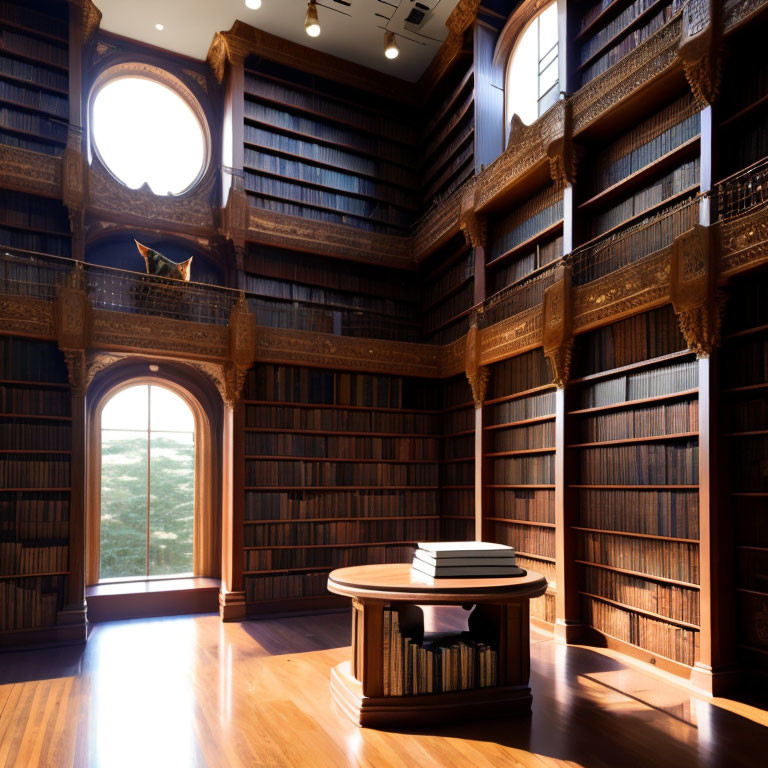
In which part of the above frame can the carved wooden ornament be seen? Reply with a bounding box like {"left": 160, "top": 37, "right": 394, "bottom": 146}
{"left": 465, "top": 322, "right": 490, "bottom": 407}
{"left": 542, "top": 264, "right": 573, "bottom": 388}
{"left": 677, "top": 0, "right": 721, "bottom": 105}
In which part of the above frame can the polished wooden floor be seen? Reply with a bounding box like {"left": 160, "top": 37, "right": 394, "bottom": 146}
{"left": 1, "top": 610, "right": 767, "bottom": 768}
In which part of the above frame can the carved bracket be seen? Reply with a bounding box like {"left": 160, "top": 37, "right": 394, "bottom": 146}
{"left": 677, "top": 0, "right": 721, "bottom": 105}
{"left": 671, "top": 223, "right": 723, "bottom": 356}
{"left": 226, "top": 292, "right": 256, "bottom": 407}
{"left": 222, "top": 180, "right": 248, "bottom": 250}
{"left": 56, "top": 263, "right": 90, "bottom": 395}
{"left": 542, "top": 264, "right": 574, "bottom": 388}
{"left": 544, "top": 98, "right": 580, "bottom": 189}
{"left": 459, "top": 181, "right": 487, "bottom": 250}
{"left": 465, "top": 322, "right": 490, "bottom": 406}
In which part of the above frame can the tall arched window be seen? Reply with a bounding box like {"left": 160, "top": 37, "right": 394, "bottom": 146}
{"left": 100, "top": 384, "right": 195, "bottom": 580}
{"left": 505, "top": 2, "right": 559, "bottom": 128}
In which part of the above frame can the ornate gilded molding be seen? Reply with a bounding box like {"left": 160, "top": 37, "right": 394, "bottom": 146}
{"left": 478, "top": 305, "right": 543, "bottom": 366}
{"left": 545, "top": 100, "right": 580, "bottom": 189}
{"left": 0, "top": 145, "right": 61, "bottom": 198}
{"left": 677, "top": 0, "right": 721, "bottom": 105}
{"left": 465, "top": 323, "right": 490, "bottom": 406}
{"left": 542, "top": 265, "right": 574, "bottom": 388}
{"left": 0, "top": 296, "right": 56, "bottom": 339}
{"left": 440, "top": 334, "right": 467, "bottom": 378}
{"left": 671, "top": 224, "right": 722, "bottom": 356}
{"left": 459, "top": 181, "right": 487, "bottom": 250}
{"left": 222, "top": 180, "right": 248, "bottom": 250}
{"left": 718, "top": 201, "right": 768, "bottom": 278}
{"left": 412, "top": 185, "right": 464, "bottom": 262}
{"left": 81, "top": 0, "right": 102, "bottom": 42}
{"left": 724, "top": 0, "right": 768, "bottom": 33}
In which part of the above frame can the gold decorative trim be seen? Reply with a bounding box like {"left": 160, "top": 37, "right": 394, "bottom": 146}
{"left": 718, "top": 202, "right": 768, "bottom": 278}
{"left": 478, "top": 305, "right": 543, "bottom": 365}
{"left": 0, "top": 145, "right": 60, "bottom": 198}
{"left": 0, "top": 296, "right": 56, "bottom": 339}
{"left": 677, "top": 0, "right": 721, "bottom": 105}
{"left": 542, "top": 265, "right": 573, "bottom": 388}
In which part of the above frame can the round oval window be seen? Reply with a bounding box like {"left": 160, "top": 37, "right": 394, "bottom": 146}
{"left": 92, "top": 77, "right": 206, "bottom": 196}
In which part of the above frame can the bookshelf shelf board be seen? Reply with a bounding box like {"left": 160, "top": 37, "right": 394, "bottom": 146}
{"left": 567, "top": 389, "right": 699, "bottom": 416}
{"left": 572, "top": 526, "right": 698, "bottom": 544}
{"left": 569, "top": 484, "right": 698, "bottom": 490}
{"left": 244, "top": 91, "right": 416, "bottom": 149}
{"left": 577, "top": 590, "right": 700, "bottom": 630}
{"left": 730, "top": 492, "right": 768, "bottom": 498}
{"left": 485, "top": 517, "right": 555, "bottom": 528}
{"left": 244, "top": 456, "right": 439, "bottom": 464}
{"left": 422, "top": 158, "right": 474, "bottom": 208}
{"left": 244, "top": 428, "right": 437, "bottom": 438}
{"left": 736, "top": 545, "right": 768, "bottom": 552}
{"left": 243, "top": 485, "right": 440, "bottom": 491}
{"left": 569, "top": 349, "right": 694, "bottom": 384}
{"left": 422, "top": 124, "right": 475, "bottom": 187}
{"left": 586, "top": 185, "right": 699, "bottom": 243}
{"left": 576, "top": 0, "right": 637, "bottom": 41}
{"left": 243, "top": 540, "right": 423, "bottom": 551}
{"left": 0, "top": 449, "right": 71, "bottom": 454}
{"left": 724, "top": 322, "right": 768, "bottom": 340}
{"left": 574, "top": 559, "right": 700, "bottom": 589}
{"left": 0, "top": 221, "right": 72, "bottom": 238}
{"left": 440, "top": 456, "right": 475, "bottom": 463}
{"left": 577, "top": 0, "right": 677, "bottom": 72}
{"left": 0, "top": 412, "right": 71, "bottom": 421}
{"left": 722, "top": 383, "right": 768, "bottom": 394}
{"left": 441, "top": 400, "right": 475, "bottom": 414}
{"left": 441, "top": 428, "right": 476, "bottom": 439}
{"left": 441, "top": 514, "right": 475, "bottom": 520}
{"left": 483, "top": 384, "right": 557, "bottom": 407}
{"left": 488, "top": 484, "right": 556, "bottom": 490}
{"left": 424, "top": 304, "right": 474, "bottom": 336}
{"left": 242, "top": 400, "right": 440, "bottom": 414}
{"left": 242, "top": 163, "right": 417, "bottom": 213}
{"left": 0, "top": 46, "right": 68, "bottom": 73}
{"left": 484, "top": 415, "right": 557, "bottom": 431}
{"left": 0, "top": 122, "right": 66, "bottom": 147}
{"left": 484, "top": 447, "right": 555, "bottom": 457}
{"left": 422, "top": 274, "right": 474, "bottom": 313}
{"left": 720, "top": 93, "right": 768, "bottom": 129}
{"left": 0, "top": 17, "right": 68, "bottom": 45}
{"left": 568, "top": 431, "right": 699, "bottom": 448}
{"left": 485, "top": 219, "right": 564, "bottom": 270}
{"left": 0, "top": 379, "right": 69, "bottom": 388}
{"left": 422, "top": 66, "right": 474, "bottom": 138}
{"left": 736, "top": 586, "right": 768, "bottom": 598}
{"left": 0, "top": 94, "right": 65, "bottom": 121}
{"left": 421, "top": 95, "right": 474, "bottom": 162}
{"left": 0, "top": 488, "right": 71, "bottom": 492}
{"left": 439, "top": 485, "right": 475, "bottom": 490}
{"left": 0, "top": 70, "right": 68, "bottom": 97}
{"left": 242, "top": 566, "right": 335, "bottom": 576}
{"left": 724, "top": 430, "right": 768, "bottom": 438}
{"left": 578, "top": 136, "right": 700, "bottom": 212}
{"left": 244, "top": 515, "right": 439, "bottom": 525}
{"left": 0, "top": 571, "right": 69, "bottom": 579}
{"left": 243, "top": 139, "right": 415, "bottom": 192}
{"left": 513, "top": 550, "right": 556, "bottom": 563}
{"left": 246, "top": 187, "right": 410, "bottom": 233}
{"left": 244, "top": 116, "right": 413, "bottom": 171}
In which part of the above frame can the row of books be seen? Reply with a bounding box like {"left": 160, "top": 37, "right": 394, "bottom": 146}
{"left": 423, "top": 107, "right": 474, "bottom": 185}
{"left": 0, "top": 76, "right": 67, "bottom": 118}
{"left": 0, "top": 385, "right": 70, "bottom": 416}
{"left": 489, "top": 350, "right": 552, "bottom": 400}
{"left": 590, "top": 107, "right": 699, "bottom": 195}
{"left": 442, "top": 517, "right": 475, "bottom": 539}
{"left": 244, "top": 461, "right": 439, "bottom": 487}
{"left": 580, "top": 594, "right": 697, "bottom": 665}
{"left": 245, "top": 101, "right": 414, "bottom": 168}
{"left": 573, "top": 307, "right": 686, "bottom": 376}
{"left": 576, "top": 399, "right": 698, "bottom": 442}
{"left": 488, "top": 391, "right": 556, "bottom": 426}
{"left": 488, "top": 235, "right": 562, "bottom": 295}
{"left": 580, "top": 562, "right": 700, "bottom": 624}
{"left": 0, "top": 338, "right": 67, "bottom": 382}
{"left": 576, "top": 442, "right": 698, "bottom": 485}
{"left": 576, "top": 359, "right": 698, "bottom": 409}
{"left": 423, "top": 282, "right": 474, "bottom": 335}
{"left": 0, "top": 575, "right": 62, "bottom": 631}
{"left": 246, "top": 365, "right": 431, "bottom": 409}
{"left": 243, "top": 124, "right": 418, "bottom": 189}
{"left": 0, "top": 541, "right": 67, "bottom": 575}
{"left": 243, "top": 571, "right": 328, "bottom": 602}
{"left": 0, "top": 495, "right": 69, "bottom": 521}
{"left": 244, "top": 489, "right": 439, "bottom": 521}
{"left": 424, "top": 84, "right": 473, "bottom": 156}
{"left": 726, "top": 396, "right": 768, "bottom": 434}
{"left": 593, "top": 158, "right": 700, "bottom": 236}
{"left": 441, "top": 489, "right": 474, "bottom": 517}
{"left": 243, "top": 544, "right": 416, "bottom": 572}
{"left": 0, "top": 457, "right": 69, "bottom": 487}
{"left": 0, "top": 189, "right": 70, "bottom": 231}
{"left": 576, "top": 488, "right": 699, "bottom": 539}
{"left": 489, "top": 421, "right": 555, "bottom": 453}
{"left": 424, "top": 315, "right": 472, "bottom": 347}
{"left": 516, "top": 555, "right": 555, "bottom": 583}
{"left": 727, "top": 436, "right": 768, "bottom": 492}
{"left": 488, "top": 189, "right": 563, "bottom": 263}
{"left": 422, "top": 145, "right": 474, "bottom": 208}
{"left": 245, "top": 433, "right": 439, "bottom": 460}
{"left": 245, "top": 405, "right": 439, "bottom": 434}
{"left": 244, "top": 245, "right": 417, "bottom": 304}
{"left": 492, "top": 455, "right": 555, "bottom": 485}
{"left": 531, "top": 590, "right": 556, "bottom": 623}
{"left": 1, "top": 1, "right": 68, "bottom": 42}
{"left": 0, "top": 227, "right": 71, "bottom": 256}
{"left": 383, "top": 612, "right": 498, "bottom": 695}
{"left": 577, "top": 531, "right": 699, "bottom": 583}
{"left": 242, "top": 273, "right": 416, "bottom": 318}
{"left": 723, "top": 339, "right": 768, "bottom": 388}
{"left": 0, "top": 27, "right": 67, "bottom": 70}
{"left": 0, "top": 127, "right": 63, "bottom": 156}
{"left": 489, "top": 523, "right": 555, "bottom": 559}
{"left": 0, "top": 53, "right": 67, "bottom": 93}
{"left": 0, "top": 104, "right": 67, "bottom": 142}
{"left": 245, "top": 171, "right": 413, "bottom": 230}
{"left": 492, "top": 489, "right": 555, "bottom": 523}
{"left": 483, "top": 267, "right": 558, "bottom": 332}
{"left": 440, "top": 462, "right": 474, "bottom": 486}
{"left": 423, "top": 250, "right": 473, "bottom": 312}
{"left": 248, "top": 195, "right": 404, "bottom": 237}
{"left": 244, "top": 76, "right": 417, "bottom": 145}
{"left": 243, "top": 518, "right": 438, "bottom": 547}
{"left": 443, "top": 434, "right": 474, "bottom": 460}
{"left": 580, "top": 1, "right": 683, "bottom": 86}
{"left": 442, "top": 408, "right": 474, "bottom": 436}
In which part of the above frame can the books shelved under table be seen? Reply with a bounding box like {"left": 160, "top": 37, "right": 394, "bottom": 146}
{"left": 326, "top": 557, "right": 545, "bottom": 727}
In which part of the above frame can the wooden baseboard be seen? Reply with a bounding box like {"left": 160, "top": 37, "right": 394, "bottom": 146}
{"left": 245, "top": 595, "right": 348, "bottom": 618}
{"left": 530, "top": 615, "right": 555, "bottom": 633}
{"left": 0, "top": 622, "right": 87, "bottom": 651}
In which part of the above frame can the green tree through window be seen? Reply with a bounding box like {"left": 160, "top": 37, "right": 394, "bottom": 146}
{"left": 100, "top": 384, "right": 194, "bottom": 579}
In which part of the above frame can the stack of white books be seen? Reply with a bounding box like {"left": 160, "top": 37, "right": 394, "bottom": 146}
{"left": 411, "top": 541, "right": 524, "bottom": 578}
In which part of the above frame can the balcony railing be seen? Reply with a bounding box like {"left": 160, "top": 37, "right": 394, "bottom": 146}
{"left": 713, "top": 156, "right": 768, "bottom": 222}
{"left": 0, "top": 247, "right": 73, "bottom": 301}
{"left": 479, "top": 264, "right": 559, "bottom": 329}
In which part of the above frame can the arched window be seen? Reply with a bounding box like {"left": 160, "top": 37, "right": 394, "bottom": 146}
{"left": 100, "top": 383, "right": 195, "bottom": 580}
{"left": 505, "top": 2, "right": 559, "bottom": 128}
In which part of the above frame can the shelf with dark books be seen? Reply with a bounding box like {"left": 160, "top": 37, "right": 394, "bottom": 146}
{"left": 567, "top": 306, "right": 700, "bottom": 666}
{"left": 422, "top": 63, "right": 474, "bottom": 140}
{"left": 0, "top": 190, "right": 71, "bottom": 258}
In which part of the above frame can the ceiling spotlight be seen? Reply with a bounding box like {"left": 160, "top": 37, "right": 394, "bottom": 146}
{"left": 384, "top": 31, "right": 399, "bottom": 59}
{"left": 305, "top": 0, "right": 320, "bottom": 37}
{"left": 155, "top": 23, "right": 164, "bottom": 31}
{"left": 245, "top": 0, "right": 262, "bottom": 8}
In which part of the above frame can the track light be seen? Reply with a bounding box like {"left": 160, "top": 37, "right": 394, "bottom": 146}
{"left": 305, "top": 0, "right": 320, "bottom": 37}
{"left": 384, "top": 31, "right": 399, "bottom": 59}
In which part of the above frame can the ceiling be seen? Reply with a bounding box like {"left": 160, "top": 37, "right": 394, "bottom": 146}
{"left": 95, "top": 0, "right": 462, "bottom": 82}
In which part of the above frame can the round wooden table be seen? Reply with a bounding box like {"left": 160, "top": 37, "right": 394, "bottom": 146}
{"left": 327, "top": 563, "right": 547, "bottom": 728}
